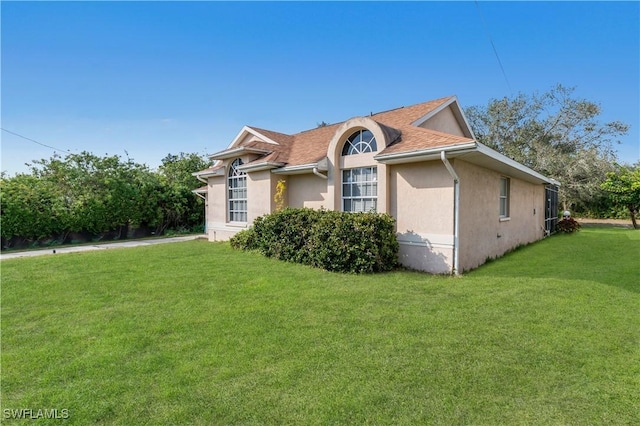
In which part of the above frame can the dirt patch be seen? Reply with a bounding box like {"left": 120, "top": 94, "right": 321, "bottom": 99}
{"left": 576, "top": 218, "right": 635, "bottom": 229}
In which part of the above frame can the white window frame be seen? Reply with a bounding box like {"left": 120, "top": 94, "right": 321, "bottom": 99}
{"left": 342, "top": 129, "right": 377, "bottom": 156}
{"left": 342, "top": 167, "right": 377, "bottom": 213}
{"left": 228, "top": 159, "right": 247, "bottom": 222}
{"left": 499, "top": 176, "right": 510, "bottom": 219}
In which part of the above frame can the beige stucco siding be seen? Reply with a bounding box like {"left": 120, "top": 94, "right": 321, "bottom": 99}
{"left": 247, "top": 170, "right": 275, "bottom": 222}
{"left": 456, "top": 159, "right": 546, "bottom": 272}
{"left": 206, "top": 175, "right": 242, "bottom": 241}
{"left": 389, "top": 161, "right": 455, "bottom": 273}
{"left": 419, "top": 106, "right": 465, "bottom": 136}
{"left": 287, "top": 174, "right": 329, "bottom": 209}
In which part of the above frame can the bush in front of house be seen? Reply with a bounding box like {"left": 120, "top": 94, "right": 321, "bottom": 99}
{"left": 230, "top": 208, "right": 399, "bottom": 273}
{"left": 557, "top": 217, "right": 582, "bottom": 233}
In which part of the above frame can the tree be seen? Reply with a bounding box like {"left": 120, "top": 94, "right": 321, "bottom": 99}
{"left": 600, "top": 164, "right": 640, "bottom": 229}
{"left": 465, "top": 84, "right": 628, "bottom": 211}
{"left": 157, "top": 152, "right": 210, "bottom": 232}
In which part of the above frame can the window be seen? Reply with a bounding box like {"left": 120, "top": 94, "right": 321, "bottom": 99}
{"left": 342, "top": 129, "right": 377, "bottom": 155}
{"left": 228, "top": 159, "right": 247, "bottom": 222}
{"left": 342, "top": 167, "right": 377, "bottom": 212}
{"left": 499, "top": 177, "right": 510, "bottom": 218}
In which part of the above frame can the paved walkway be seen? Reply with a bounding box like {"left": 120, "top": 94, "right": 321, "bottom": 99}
{"left": 0, "top": 235, "right": 205, "bottom": 260}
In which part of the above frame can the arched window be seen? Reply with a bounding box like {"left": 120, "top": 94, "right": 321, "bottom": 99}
{"left": 340, "top": 129, "right": 378, "bottom": 212}
{"left": 341, "top": 129, "right": 377, "bottom": 156}
{"left": 228, "top": 159, "right": 247, "bottom": 222}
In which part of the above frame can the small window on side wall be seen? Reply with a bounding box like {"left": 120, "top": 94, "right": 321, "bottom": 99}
{"left": 499, "top": 177, "right": 510, "bottom": 218}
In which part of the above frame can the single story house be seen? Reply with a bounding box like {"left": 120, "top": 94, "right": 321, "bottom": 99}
{"left": 194, "top": 96, "right": 559, "bottom": 274}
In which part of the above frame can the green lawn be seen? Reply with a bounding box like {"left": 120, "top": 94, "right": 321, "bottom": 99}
{"left": 2, "top": 228, "right": 638, "bottom": 424}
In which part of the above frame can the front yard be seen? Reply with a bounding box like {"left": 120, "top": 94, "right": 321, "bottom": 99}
{"left": 1, "top": 228, "right": 638, "bottom": 424}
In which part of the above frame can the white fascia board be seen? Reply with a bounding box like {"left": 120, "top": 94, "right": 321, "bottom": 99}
{"left": 208, "top": 146, "right": 271, "bottom": 160}
{"left": 271, "top": 163, "right": 318, "bottom": 175}
{"left": 411, "top": 96, "right": 456, "bottom": 128}
{"left": 192, "top": 168, "right": 224, "bottom": 178}
{"left": 475, "top": 143, "right": 559, "bottom": 185}
{"left": 411, "top": 96, "right": 476, "bottom": 140}
{"left": 238, "top": 161, "right": 286, "bottom": 172}
{"left": 247, "top": 128, "right": 281, "bottom": 145}
{"left": 451, "top": 97, "right": 477, "bottom": 140}
{"left": 374, "top": 142, "right": 477, "bottom": 164}
{"left": 227, "top": 125, "right": 280, "bottom": 149}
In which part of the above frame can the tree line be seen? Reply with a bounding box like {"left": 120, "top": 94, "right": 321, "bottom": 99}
{"left": 1, "top": 152, "right": 209, "bottom": 249}
{"left": 464, "top": 84, "right": 638, "bottom": 225}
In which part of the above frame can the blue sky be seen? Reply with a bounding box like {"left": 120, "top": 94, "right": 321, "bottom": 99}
{"left": 2, "top": 1, "right": 638, "bottom": 175}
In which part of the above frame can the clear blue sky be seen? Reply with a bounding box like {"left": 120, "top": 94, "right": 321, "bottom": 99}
{"left": 2, "top": 1, "right": 638, "bottom": 176}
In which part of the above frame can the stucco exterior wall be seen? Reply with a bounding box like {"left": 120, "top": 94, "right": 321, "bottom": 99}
{"left": 389, "top": 161, "right": 455, "bottom": 274}
{"left": 247, "top": 170, "right": 275, "bottom": 222}
{"left": 456, "top": 159, "right": 546, "bottom": 272}
{"left": 206, "top": 175, "right": 243, "bottom": 241}
{"left": 287, "top": 174, "right": 328, "bottom": 209}
{"left": 419, "top": 106, "right": 465, "bottom": 136}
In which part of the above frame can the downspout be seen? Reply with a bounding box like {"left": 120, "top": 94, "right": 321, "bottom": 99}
{"left": 312, "top": 167, "right": 328, "bottom": 179}
{"left": 441, "top": 151, "right": 460, "bottom": 276}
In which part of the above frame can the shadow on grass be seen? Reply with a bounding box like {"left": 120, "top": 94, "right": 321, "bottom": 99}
{"left": 467, "top": 227, "right": 640, "bottom": 294}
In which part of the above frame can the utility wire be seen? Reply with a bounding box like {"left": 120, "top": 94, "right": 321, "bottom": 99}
{"left": 474, "top": 1, "right": 513, "bottom": 94}
{"left": 1, "top": 127, "right": 72, "bottom": 154}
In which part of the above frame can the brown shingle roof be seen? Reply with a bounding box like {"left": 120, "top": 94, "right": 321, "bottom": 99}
{"left": 205, "top": 96, "right": 474, "bottom": 170}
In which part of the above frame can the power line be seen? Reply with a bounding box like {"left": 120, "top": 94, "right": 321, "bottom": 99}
{"left": 474, "top": 1, "right": 513, "bottom": 94}
{"left": 1, "top": 128, "right": 72, "bottom": 154}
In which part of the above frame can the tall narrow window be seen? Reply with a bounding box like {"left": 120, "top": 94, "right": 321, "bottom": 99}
{"left": 499, "top": 177, "right": 510, "bottom": 218}
{"left": 342, "top": 167, "right": 377, "bottom": 212}
{"left": 228, "top": 159, "right": 247, "bottom": 222}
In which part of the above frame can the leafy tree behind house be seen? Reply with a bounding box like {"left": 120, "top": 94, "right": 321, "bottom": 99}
{"left": 156, "top": 152, "right": 209, "bottom": 233}
{"left": 465, "top": 84, "right": 628, "bottom": 212}
{"left": 600, "top": 163, "right": 640, "bottom": 229}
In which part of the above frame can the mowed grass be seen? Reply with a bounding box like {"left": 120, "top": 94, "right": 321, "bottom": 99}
{"left": 1, "top": 228, "right": 638, "bottom": 424}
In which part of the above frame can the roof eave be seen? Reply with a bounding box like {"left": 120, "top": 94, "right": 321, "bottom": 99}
{"left": 374, "top": 142, "right": 478, "bottom": 164}
{"left": 473, "top": 143, "right": 560, "bottom": 186}
{"left": 238, "top": 161, "right": 286, "bottom": 172}
{"left": 208, "top": 146, "right": 271, "bottom": 160}
{"left": 192, "top": 169, "right": 224, "bottom": 178}
{"left": 271, "top": 163, "right": 324, "bottom": 175}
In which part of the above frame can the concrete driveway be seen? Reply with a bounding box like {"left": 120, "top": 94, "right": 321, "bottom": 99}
{"left": 0, "top": 235, "right": 204, "bottom": 260}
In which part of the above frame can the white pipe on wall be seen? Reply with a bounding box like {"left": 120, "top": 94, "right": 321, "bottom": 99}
{"left": 440, "top": 151, "right": 460, "bottom": 276}
{"left": 312, "top": 167, "right": 328, "bottom": 179}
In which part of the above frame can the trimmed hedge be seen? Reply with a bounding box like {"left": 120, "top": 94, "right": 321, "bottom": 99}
{"left": 230, "top": 208, "right": 399, "bottom": 273}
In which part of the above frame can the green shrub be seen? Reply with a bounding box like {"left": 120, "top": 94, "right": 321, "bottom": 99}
{"left": 229, "top": 228, "right": 257, "bottom": 250}
{"left": 557, "top": 217, "right": 582, "bottom": 233}
{"left": 230, "top": 208, "right": 399, "bottom": 273}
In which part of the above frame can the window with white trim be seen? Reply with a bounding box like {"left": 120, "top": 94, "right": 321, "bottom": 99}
{"left": 342, "top": 129, "right": 377, "bottom": 155}
{"left": 228, "top": 159, "right": 247, "bottom": 222}
{"left": 499, "top": 177, "right": 510, "bottom": 218}
{"left": 342, "top": 167, "right": 377, "bottom": 212}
